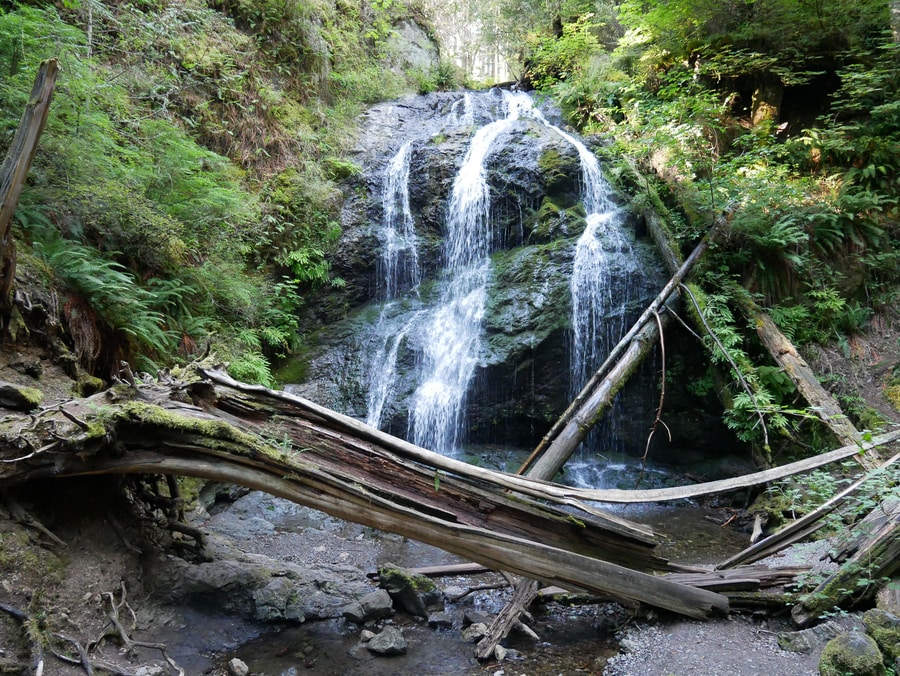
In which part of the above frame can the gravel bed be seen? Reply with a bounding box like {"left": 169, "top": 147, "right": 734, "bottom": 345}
{"left": 603, "top": 614, "right": 821, "bottom": 675}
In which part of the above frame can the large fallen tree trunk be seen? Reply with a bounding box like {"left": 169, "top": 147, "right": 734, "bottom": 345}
{"left": 0, "top": 366, "right": 729, "bottom": 620}
{"left": 735, "top": 293, "right": 878, "bottom": 470}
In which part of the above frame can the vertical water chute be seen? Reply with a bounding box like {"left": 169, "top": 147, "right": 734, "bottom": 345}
{"left": 408, "top": 90, "right": 535, "bottom": 455}
{"left": 377, "top": 140, "right": 420, "bottom": 301}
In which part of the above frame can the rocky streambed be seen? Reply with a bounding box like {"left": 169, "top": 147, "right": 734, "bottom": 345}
{"left": 155, "top": 481, "right": 821, "bottom": 676}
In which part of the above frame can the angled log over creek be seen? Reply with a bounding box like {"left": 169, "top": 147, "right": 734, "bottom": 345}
{"left": 0, "top": 365, "right": 731, "bottom": 620}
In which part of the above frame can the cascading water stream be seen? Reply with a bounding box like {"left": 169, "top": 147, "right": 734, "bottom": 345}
{"left": 408, "top": 91, "right": 534, "bottom": 455}
{"left": 365, "top": 141, "right": 421, "bottom": 429}
{"left": 356, "top": 89, "right": 648, "bottom": 470}
{"left": 377, "top": 141, "right": 420, "bottom": 300}
{"left": 518, "top": 104, "right": 639, "bottom": 414}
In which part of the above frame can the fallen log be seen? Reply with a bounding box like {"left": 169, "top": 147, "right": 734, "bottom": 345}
{"left": 735, "top": 293, "right": 878, "bottom": 470}
{"left": 718, "top": 448, "right": 900, "bottom": 569}
{"left": 521, "top": 208, "right": 733, "bottom": 479}
{"left": 0, "top": 366, "right": 729, "bottom": 620}
{"left": 0, "top": 59, "right": 59, "bottom": 309}
{"left": 791, "top": 497, "right": 900, "bottom": 627}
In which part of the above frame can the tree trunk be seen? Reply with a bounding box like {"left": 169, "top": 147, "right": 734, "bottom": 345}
{"left": 0, "top": 59, "right": 59, "bottom": 311}
{"left": 735, "top": 293, "right": 878, "bottom": 470}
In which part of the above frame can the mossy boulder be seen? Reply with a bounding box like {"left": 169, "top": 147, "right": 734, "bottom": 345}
{"left": 0, "top": 381, "right": 43, "bottom": 410}
{"left": 532, "top": 196, "right": 587, "bottom": 243}
{"left": 863, "top": 608, "right": 900, "bottom": 662}
{"left": 378, "top": 562, "right": 440, "bottom": 617}
{"left": 538, "top": 146, "right": 581, "bottom": 194}
{"left": 818, "top": 632, "right": 885, "bottom": 676}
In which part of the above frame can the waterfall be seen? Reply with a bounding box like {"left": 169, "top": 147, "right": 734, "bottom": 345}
{"left": 555, "top": 121, "right": 640, "bottom": 459}
{"left": 377, "top": 141, "right": 420, "bottom": 300}
{"left": 408, "top": 90, "right": 534, "bottom": 455}
{"left": 515, "top": 102, "right": 638, "bottom": 402}
{"left": 342, "top": 89, "right": 654, "bottom": 464}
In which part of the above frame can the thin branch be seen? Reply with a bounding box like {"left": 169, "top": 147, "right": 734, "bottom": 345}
{"left": 642, "top": 311, "right": 671, "bottom": 460}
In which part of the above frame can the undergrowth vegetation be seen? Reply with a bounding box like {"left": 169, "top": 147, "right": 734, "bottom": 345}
{"left": 513, "top": 0, "right": 899, "bottom": 458}
{"left": 0, "top": 0, "right": 442, "bottom": 385}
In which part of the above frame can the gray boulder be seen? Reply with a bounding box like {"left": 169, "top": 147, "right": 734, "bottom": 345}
{"left": 341, "top": 588, "right": 395, "bottom": 623}
{"left": 367, "top": 626, "right": 408, "bottom": 656}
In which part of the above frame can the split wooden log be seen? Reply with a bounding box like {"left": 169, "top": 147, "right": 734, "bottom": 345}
{"left": 0, "top": 59, "right": 59, "bottom": 309}
{"left": 735, "top": 293, "right": 878, "bottom": 470}
{"left": 0, "top": 367, "right": 729, "bottom": 620}
{"left": 791, "top": 497, "right": 900, "bottom": 627}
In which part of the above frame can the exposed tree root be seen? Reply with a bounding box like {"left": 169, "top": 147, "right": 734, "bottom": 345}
{"left": 1, "top": 491, "right": 66, "bottom": 547}
{"left": 94, "top": 582, "right": 185, "bottom": 676}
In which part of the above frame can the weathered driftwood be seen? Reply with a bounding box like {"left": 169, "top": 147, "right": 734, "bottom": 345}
{"left": 475, "top": 577, "right": 542, "bottom": 660}
{"left": 792, "top": 498, "right": 900, "bottom": 627}
{"left": 735, "top": 293, "right": 878, "bottom": 470}
{"left": 0, "top": 59, "right": 59, "bottom": 308}
{"left": 0, "top": 366, "right": 729, "bottom": 620}
{"left": 718, "top": 448, "right": 900, "bottom": 569}
{"left": 663, "top": 565, "right": 808, "bottom": 592}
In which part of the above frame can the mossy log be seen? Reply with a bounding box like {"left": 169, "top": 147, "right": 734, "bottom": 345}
{"left": 792, "top": 498, "right": 900, "bottom": 627}
{"left": 0, "top": 366, "right": 730, "bottom": 620}
{"left": 735, "top": 293, "right": 878, "bottom": 470}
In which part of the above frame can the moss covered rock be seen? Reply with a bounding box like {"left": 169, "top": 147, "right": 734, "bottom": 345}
{"left": 863, "top": 608, "right": 900, "bottom": 662}
{"left": 0, "top": 381, "right": 43, "bottom": 410}
{"left": 818, "top": 632, "right": 885, "bottom": 676}
{"left": 378, "top": 562, "right": 440, "bottom": 617}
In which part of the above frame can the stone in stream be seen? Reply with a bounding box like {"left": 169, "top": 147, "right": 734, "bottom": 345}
{"left": 227, "top": 658, "right": 249, "bottom": 676}
{"left": 366, "top": 625, "right": 408, "bottom": 655}
{"left": 377, "top": 562, "right": 441, "bottom": 617}
{"left": 340, "top": 588, "right": 395, "bottom": 623}
{"left": 428, "top": 610, "right": 454, "bottom": 628}
{"left": 462, "top": 622, "right": 488, "bottom": 642}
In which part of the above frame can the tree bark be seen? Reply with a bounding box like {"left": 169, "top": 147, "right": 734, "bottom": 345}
{"left": 791, "top": 498, "right": 900, "bottom": 627}
{"left": 735, "top": 293, "right": 878, "bottom": 470}
{"left": 0, "top": 366, "right": 730, "bottom": 620}
{"left": 0, "top": 59, "right": 59, "bottom": 311}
